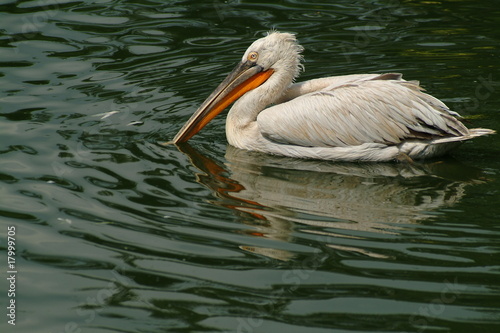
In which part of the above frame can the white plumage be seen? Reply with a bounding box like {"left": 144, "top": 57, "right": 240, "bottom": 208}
{"left": 172, "top": 31, "right": 495, "bottom": 162}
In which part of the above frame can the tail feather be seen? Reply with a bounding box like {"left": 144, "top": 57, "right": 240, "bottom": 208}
{"left": 432, "top": 128, "right": 496, "bottom": 144}
{"left": 468, "top": 128, "right": 497, "bottom": 137}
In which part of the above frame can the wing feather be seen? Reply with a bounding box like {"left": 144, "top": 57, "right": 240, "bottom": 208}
{"left": 257, "top": 79, "right": 469, "bottom": 148}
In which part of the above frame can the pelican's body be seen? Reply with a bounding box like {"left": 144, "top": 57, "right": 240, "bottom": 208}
{"left": 172, "top": 32, "right": 494, "bottom": 162}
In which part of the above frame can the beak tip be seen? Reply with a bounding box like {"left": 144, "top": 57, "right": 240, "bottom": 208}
{"left": 159, "top": 140, "right": 175, "bottom": 146}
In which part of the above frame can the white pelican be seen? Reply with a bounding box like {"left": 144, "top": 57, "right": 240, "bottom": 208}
{"left": 172, "top": 31, "right": 495, "bottom": 162}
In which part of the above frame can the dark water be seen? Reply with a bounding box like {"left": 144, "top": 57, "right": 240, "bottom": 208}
{"left": 1, "top": 1, "right": 500, "bottom": 332}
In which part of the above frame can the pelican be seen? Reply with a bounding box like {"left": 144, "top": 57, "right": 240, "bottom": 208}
{"left": 172, "top": 31, "right": 495, "bottom": 162}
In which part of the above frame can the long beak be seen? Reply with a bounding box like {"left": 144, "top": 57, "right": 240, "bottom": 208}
{"left": 171, "top": 60, "right": 274, "bottom": 143}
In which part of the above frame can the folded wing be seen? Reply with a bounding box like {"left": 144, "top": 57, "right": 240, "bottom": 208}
{"left": 257, "top": 77, "right": 469, "bottom": 148}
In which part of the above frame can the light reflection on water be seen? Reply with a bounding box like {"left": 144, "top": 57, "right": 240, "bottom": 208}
{"left": 1, "top": 0, "right": 500, "bottom": 332}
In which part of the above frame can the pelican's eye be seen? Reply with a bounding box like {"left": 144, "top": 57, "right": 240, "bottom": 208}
{"left": 247, "top": 51, "right": 259, "bottom": 62}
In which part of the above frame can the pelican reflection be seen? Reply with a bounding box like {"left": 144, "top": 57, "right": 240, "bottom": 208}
{"left": 177, "top": 143, "right": 486, "bottom": 260}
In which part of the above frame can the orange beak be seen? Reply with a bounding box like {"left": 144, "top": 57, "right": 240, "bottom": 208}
{"left": 171, "top": 60, "right": 274, "bottom": 143}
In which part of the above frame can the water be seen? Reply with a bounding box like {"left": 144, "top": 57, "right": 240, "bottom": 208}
{"left": 1, "top": 0, "right": 500, "bottom": 332}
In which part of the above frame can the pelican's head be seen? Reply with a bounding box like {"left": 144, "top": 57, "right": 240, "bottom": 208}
{"left": 241, "top": 31, "right": 304, "bottom": 82}
{"left": 171, "top": 31, "right": 303, "bottom": 143}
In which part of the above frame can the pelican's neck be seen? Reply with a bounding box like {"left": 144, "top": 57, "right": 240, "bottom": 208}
{"left": 226, "top": 66, "right": 296, "bottom": 136}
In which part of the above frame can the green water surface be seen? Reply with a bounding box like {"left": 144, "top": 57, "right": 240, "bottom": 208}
{"left": 1, "top": 1, "right": 500, "bottom": 332}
